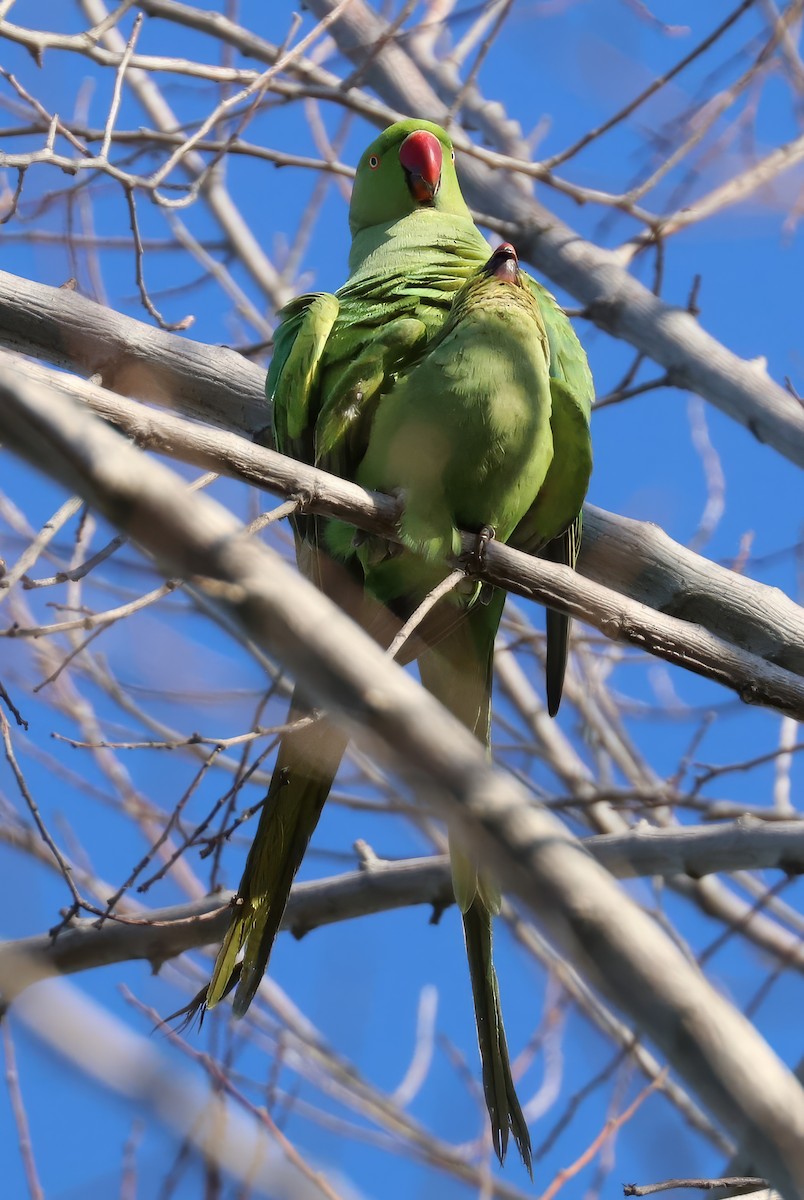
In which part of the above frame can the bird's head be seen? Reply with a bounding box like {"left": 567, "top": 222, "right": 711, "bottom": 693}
{"left": 349, "top": 119, "right": 473, "bottom": 236}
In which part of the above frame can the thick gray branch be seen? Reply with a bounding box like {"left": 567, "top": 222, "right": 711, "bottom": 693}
{"left": 580, "top": 506, "right": 804, "bottom": 676}
{"left": 5, "top": 819, "right": 804, "bottom": 1003}
{"left": 6, "top": 351, "right": 803, "bottom": 713}
{"left": 2, "top": 369, "right": 804, "bottom": 1195}
{"left": 304, "top": 0, "right": 804, "bottom": 467}
{"left": 0, "top": 269, "right": 267, "bottom": 435}
{"left": 592, "top": 817, "right": 804, "bottom": 881}
{"left": 0, "top": 813, "right": 730, "bottom": 1147}
{"left": 0, "top": 858, "right": 453, "bottom": 1005}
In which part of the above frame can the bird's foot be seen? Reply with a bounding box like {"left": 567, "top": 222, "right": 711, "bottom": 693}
{"left": 458, "top": 525, "right": 496, "bottom": 603}
{"left": 461, "top": 524, "right": 496, "bottom": 575}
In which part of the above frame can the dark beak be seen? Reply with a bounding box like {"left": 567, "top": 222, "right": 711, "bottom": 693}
{"left": 486, "top": 242, "right": 519, "bottom": 284}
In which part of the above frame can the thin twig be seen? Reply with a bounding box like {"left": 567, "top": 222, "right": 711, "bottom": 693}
{"left": 539, "top": 1071, "right": 667, "bottom": 1200}
{"left": 1, "top": 710, "right": 84, "bottom": 915}
{"left": 123, "top": 184, "right": 193, "bottom": 330}
{"left": 543, "top": 0, "right": 757, "bottom": 170}
{"left": 386, "top": 568, "right": 465, "bottom": 661}
{"left": 2, "top": 1022, "right": 44, "bottom": 1200}
{"left": 99, "top": 11, "right": 142, "bottom": 160}
{"left": 0, "top": 678, "right": 27, "bottom": 729}
{"left": 623, "top": 1178, "right": 768, "bottom": 1197}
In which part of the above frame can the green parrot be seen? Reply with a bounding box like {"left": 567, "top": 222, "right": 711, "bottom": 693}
{"left": 200, "top": 120, "right": 593, "bottom": 1172}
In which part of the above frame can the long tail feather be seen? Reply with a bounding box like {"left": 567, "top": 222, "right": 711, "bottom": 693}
{"left": 418, "top": 591, "right": 532, "bottom": 1172}
{"left": 203, "top": 545, "right": 404, "bottom": 1022}
{"left": 205, "top": 695, "right": 349, "bottom": 1017}
{"left": 463, "top": 899, "right": 533, "bottom": 1174}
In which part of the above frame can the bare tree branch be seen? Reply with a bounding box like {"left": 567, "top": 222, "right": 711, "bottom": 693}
{"left": 591, "top": 817, "right": 804, "bottom": 880}
{"left": 5, "top": 818, "right": 804, "bottom": 1004}
{"left": 1, "top": 7, "right": 802, "bottom": 1190}
{"left": 4, "top": 349, "right": 801, "bottom": 714}
{"left": 0, "top": 268, "right": 266, "bottom": 433}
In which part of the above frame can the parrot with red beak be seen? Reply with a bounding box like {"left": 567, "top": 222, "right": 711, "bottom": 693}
{"left": 200, "top": 120, "right": 593, "bottom": 1175}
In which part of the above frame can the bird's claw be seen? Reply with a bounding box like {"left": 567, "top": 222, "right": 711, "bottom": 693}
{"left": 462, "top": 524, "right": 496, "bottom": 576}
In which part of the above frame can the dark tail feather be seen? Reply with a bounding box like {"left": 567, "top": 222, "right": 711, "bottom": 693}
{"left": 541, "top": 517, "right": 581, "bottom": 717}
{"left": 462, "top": 899, "right": 533, "bottom": 1175}
{"left": 545, "top": 605, "right": 570, "bottom": 718}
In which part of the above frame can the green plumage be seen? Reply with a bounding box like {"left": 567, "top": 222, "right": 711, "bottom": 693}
{"left": 202, "top": 119, "right": 593, "bottom": 1173}
{"left": 353, "top": 249, "right": 555, "bottom": 559}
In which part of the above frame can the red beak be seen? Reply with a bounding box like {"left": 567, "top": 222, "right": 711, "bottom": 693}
{"left": 399, "top": 130, "right": 443, "bottom": 202}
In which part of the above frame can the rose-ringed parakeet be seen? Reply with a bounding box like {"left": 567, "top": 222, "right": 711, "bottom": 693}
{"left": 199, "top": 120, "right": 593, "bottom": 1172}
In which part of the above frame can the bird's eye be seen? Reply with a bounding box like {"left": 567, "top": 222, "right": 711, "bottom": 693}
{"left": 450, "top": 150, "right": 455, "bottom": 162}
{"left": 369, "top": 155, "right": 380, "bottom": 169}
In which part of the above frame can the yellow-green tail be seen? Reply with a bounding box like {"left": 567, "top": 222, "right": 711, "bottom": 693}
{"left": 205, "top": 695, "right": 349, "bottom": 1017}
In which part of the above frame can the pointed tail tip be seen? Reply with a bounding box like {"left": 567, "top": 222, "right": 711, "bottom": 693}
{"left": 160, "top": 983, "right": 209, "bottom": 1033}
{"left": 545, "top": 623, "right": 568, "bottom": 717}
{"left": 546, "top": 679, "right": 563, "bottom": 718}
{"left": 515, "top": 1129, "right": 534, "bottom": 1180}
{"left": 492, "top": 1118, "right": 533, "bottom": 1178}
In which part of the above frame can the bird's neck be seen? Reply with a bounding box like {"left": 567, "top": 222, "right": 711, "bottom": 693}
{"left": 348, "top": 210, "right": 489, "bottom": 278}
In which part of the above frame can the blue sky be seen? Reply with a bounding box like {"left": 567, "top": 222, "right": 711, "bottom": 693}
{"left": 1, "top": 2, "right": 802, "bottom": 1197}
